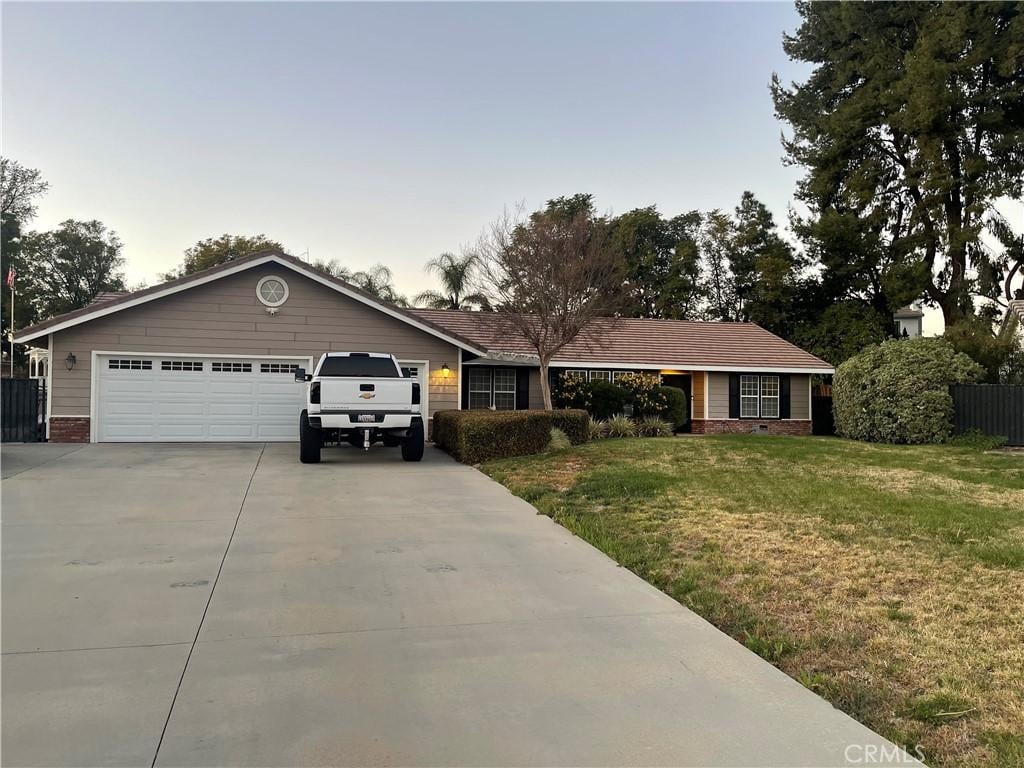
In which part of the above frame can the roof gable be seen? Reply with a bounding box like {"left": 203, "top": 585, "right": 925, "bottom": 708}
{"left": 13, "top": 250, "right": 486, "bottom": 354}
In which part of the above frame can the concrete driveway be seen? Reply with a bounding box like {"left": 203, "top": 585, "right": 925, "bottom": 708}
{"left": 2, "top": 442, "right": 915, "bottom": 767}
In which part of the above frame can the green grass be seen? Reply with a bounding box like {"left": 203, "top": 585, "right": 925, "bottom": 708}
{"left": 483, "top": 435, "right": 1024, "bottom": 768}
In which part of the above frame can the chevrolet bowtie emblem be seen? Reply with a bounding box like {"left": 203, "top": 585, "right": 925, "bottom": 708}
{"left": 359, "top": 392, "right": 375, "bottom": 399}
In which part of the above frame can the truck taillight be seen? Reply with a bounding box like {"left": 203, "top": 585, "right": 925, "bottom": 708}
{"left": 411, "top": 382, "right": 420, "bottom": 405}
{"left": 310, "top": 382, "right": 321, "bottom": 404}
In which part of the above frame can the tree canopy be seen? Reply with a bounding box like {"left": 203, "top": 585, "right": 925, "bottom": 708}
{"left": 772, "top": 1, "right": 1024, "bottom": 326}
{"left": 414, "top": 252, "right": 489, "bottom": 310}
{"left": 162, "top": 234, "right": 284, "bottom": 280}
{"left": 22, "top": 220, "right": 128, "bottom": 319}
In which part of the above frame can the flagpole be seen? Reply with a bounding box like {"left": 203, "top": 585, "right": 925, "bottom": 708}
{"left": 9, "top": 283, "right": 14, "bottom": 378}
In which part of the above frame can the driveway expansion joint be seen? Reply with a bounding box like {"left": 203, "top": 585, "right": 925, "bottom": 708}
{"left": 149, "top": 443, "right": 265, "bottom": 768}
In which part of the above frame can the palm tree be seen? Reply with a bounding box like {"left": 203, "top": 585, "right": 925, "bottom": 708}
{"left": 414, "top": 252, "right": 490, "bottom": 310}
{"left": 347, "top": 264, "right": 409, "bottom": 307}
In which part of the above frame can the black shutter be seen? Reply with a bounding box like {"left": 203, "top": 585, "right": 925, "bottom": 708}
{"left": 779, "top": 375, "right": 791, "bottom": 419}
{"left": 461, "top": 366, "right": 470, "bottom": 409}
{"left": 728, "top": 374, "right": 740, "bottom": 418}
{"left": 515, "top": 368, "right": 530, "bottom": 410}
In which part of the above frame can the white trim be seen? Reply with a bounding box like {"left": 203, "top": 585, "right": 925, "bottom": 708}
{"left": 807, "top": 376, "right": 813, "bottom": 422}
{"left": 456, "top": 349, "right": 463, "bottom": 410}
{"left": 256, "top": 275, "right": 289, "bottom": 307}
{"left": 548, "top": 361, "right": 835, "bottom": 374}
{"left": 397, "top": 359, "right": 429, "bottom": 423}
{"left": 702, "top": 371, "right": 709, "bottom": 421}
{"left": 45, "top": 333, "right": 53, "bottom": 439}
{"left": 14, "top": 255, "right": 487, "bottom": 355}
{"left": 89, "top": 351, "right": 313, "bottom": 444}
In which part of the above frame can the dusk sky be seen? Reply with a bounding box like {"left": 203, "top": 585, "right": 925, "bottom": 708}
{"left": 3, "top": 1, "right": 812, "bottom": 298}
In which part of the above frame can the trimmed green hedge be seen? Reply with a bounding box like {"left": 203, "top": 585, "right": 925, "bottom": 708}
{"left": 833, "top": 337, "right": 984, "bottom": 444}
{"left": 551, "top": 409, "right": 590, "bottom": 445}
{"left": 434, "top": 410, "right": 553, "bottom": 463}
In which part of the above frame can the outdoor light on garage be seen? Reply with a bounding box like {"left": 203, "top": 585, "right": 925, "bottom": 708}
{"left": 64, "top": 352, "right": 76, "bottom": 370}
{"left": 441, "top": 363, "right": 451, "bottom": 377}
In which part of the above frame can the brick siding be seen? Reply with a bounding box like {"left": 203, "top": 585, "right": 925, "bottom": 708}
{"left": 49, "top": 417, "right": 90, "bottom": 443}
{"left": 691, "top": 419, "right": 811, "bottom": 436}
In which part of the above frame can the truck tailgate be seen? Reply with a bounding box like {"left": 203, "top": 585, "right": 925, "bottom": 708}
{"left": 319, "top": 377, "right": 413, "bottom": 411}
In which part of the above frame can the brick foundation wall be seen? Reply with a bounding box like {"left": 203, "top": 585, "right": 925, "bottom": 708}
{"left": 691, "top": 419, "right": 811, "bottom": 436}
{"left": 49, "top": 417, "right": 90, "bottom": 443}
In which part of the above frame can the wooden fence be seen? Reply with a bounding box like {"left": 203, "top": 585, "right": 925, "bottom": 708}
{"left": 950, "top": 384, "right": 1023, "bottom": 446}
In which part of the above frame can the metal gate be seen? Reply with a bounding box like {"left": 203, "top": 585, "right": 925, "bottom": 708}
{"left": 1, "top": 378, "right": 46, "bottom": 443}
{"left": 951, "top": 384, "right": 1024, "bottom": 446}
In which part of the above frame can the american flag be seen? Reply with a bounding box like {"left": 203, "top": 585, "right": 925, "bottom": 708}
{"left": 5, "top": 268, "right": 14, "bottom": 288}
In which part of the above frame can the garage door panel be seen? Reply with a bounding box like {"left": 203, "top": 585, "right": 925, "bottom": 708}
{"left": 157, "top": 402, "right": 209, "bottom": 417}
{"left": 208, "top": 402, "right": 259, "bottom": 417}
{"left": 97, "top": 355, "right": 305, "bottom": 442}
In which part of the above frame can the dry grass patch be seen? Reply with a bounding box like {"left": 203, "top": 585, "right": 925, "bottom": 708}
{"left": 483, "top": 435, "right": 1024, "bottom": 768}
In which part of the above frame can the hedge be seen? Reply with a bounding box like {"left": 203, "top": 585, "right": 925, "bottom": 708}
{"left": 833, "top": 337, "right": 984, "bottom": 444}
{"left": 433, "top": 410, "right": 553, "bottom": 463}
{"left": 551, "top": 409, "right": 590, "bottom": 445}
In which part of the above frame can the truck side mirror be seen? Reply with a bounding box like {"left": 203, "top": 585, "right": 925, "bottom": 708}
{"left": 294, "top": 368, "right": 307, "bottom": 382}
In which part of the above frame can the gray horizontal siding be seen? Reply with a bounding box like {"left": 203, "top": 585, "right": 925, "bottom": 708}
{"left": 706, "top": 372, "right": 810, "bottom": 420}
{"left": 50, "top": 263, "right": 460, "bottom": 419}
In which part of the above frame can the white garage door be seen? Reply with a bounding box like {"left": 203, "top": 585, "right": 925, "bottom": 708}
{"left": 96, "top": 355, "right": 309, "bottom": 442}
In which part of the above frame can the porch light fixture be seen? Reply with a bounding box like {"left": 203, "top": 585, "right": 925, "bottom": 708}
{"left": 64, "top": 352, "right": 77, "bottom": 370}
{"left": 441, "top": 363, "right": 451, "bottom": 377}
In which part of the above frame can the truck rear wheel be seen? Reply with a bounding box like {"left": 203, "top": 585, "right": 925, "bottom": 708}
{"left": 299, "top": 409, "right": 321, "bottom": 464}
{"left": 401, "top": 419, "right": 424, "bottom": 462}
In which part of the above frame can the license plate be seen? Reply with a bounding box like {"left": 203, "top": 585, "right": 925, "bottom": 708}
{"left": 357, "top": 414, "right": 376, "bottom": 423}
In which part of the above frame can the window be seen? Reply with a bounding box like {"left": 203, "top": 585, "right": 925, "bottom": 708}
{"left": 256, "top": 275, "right": 289, "bottom": 307}
{"left": 739, "top": 374, "right": 781, "bottom": 418}
{"left": 468, "top": 367, "right": 517, "bottom": 410}
{"left": 260, "top": 363, "right": 299, "bottom": 374}
{"left": 493, "top": 369, "right": 516, "bottom": 410}
{"left": 317, "top": 356, "right": 399, "bottom": 377}
{"left": 589, "top": 370, "right": 611, "bottom": 382}
{"left": 740, "top": 375, "right": 760, "bottom": 418}
{"left": 400, "top": 366, "right": 419, "bottom": 379}
{"left": 108, "top": 359, "right": 152, "bottom": 370}
{"left": 760, "top": 375, "right": 780, "bottom": 418}
{"left": 212, "top": 362, "right": 252, "bottom": 373}
{"left": 564, "top": 370, "right": 587, "bottom": 381}
{"left": 469, "top": 369, "right": 492, "bottom": 409}
{"left": 612, "top": 371, "right": 630, "bottom": 383}
{"left": 161, "top": 360, "right": 203, "bottom": 372}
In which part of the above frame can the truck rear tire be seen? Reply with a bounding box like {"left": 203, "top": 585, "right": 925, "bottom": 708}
{"left": 299, "top": 409, "right": 321, "bottom": 464}
{"left": 401, "top": 419, "right": 424, "bottom": 462}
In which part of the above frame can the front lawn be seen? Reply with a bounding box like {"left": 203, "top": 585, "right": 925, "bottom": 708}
{"left": 482, "top": 436, "right": 1024, "bottom": 768}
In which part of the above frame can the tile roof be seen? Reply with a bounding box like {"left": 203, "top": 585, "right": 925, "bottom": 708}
{"left": 409, "top": 309, "right": 833, "bottom": 371}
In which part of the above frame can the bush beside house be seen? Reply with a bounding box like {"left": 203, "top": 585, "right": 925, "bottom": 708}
{"left": 833, "top": 337, "right": 983, "bottom": 444}
{"left": 433, "top": 410, "right": 553, "bottom": 463}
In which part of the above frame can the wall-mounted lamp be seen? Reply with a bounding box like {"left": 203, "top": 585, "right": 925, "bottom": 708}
{"left": 441, "top": 363, "right": 451, "bottom": 378}
{"left": 65, "top": 352, "right": 77, "bottom": 370}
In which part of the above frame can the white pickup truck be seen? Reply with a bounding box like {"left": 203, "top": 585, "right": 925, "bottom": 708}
{"left": 294, "top": 352, "right": 424, "bottom": 463}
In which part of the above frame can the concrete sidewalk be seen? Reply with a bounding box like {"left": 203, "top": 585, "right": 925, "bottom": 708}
{"left": 1, "top": 442, "right": 918, "bottom": 767}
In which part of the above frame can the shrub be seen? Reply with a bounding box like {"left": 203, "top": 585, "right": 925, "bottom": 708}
{"left": 833, "top": 337, "right": 984, "bottom": 444}
{"left": 547, "top": 427, "right": 572, "bottom": 452}
{"left": 636, "top": 415, "right": 674, "bottom": 437}
{"left": 433, "top": 410, "right": 553, "bottom": 463}
{"left": 551, "top": 409, "right": 590, "bottom": 444}
{"left": 657, "top": 386, "right": 687, "bottom": 429}
{"left": 615, "top": 372, "right": 667, "bottom": 417}
{"left": 589, "top": 419, "right": 609, "bottom": 440}
{"left": 554, "top": 372, "right": 592, "bottom": 410}
{"left": 606, "top": 414, "right": 636, "bottom": 438}
{"left": 589, "top": 379, "right": 628, "bottom": 419}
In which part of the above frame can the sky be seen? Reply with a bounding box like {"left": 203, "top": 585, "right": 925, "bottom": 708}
{"left": 6, "top": 2, "right": 960, "bottom": 335}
